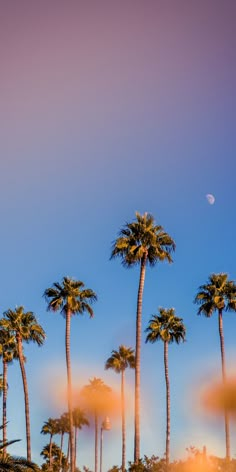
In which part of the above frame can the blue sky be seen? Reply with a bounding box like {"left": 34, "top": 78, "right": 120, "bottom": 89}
{"left": 0, "top": 0, "right": 235, "bottom": 469}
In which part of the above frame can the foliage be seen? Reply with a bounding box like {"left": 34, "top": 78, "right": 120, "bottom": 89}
{"left": 80, "top": 377, "right": 112, "bottom": 414}
{"left": 41, "top": 443, "right": 68, "bottom": 472}
{"left": 194, "top": 273, "right": 236, "bottom": 316}
{"left": 44, "top": 277, "right": 97, "bottom": 318}
{"left": 128, "top": 455, "right": 165, "bottom": 472}
{"left": 105, "top": 345, "right": 135, "bottom": 373}
{"left": 72, "top": 408, "right": 89, "bottom": 430}
{"left": 111, "top": 212, "right": 175, "bottom": 268}
{"left": 0, "top": 308, "right": 46, "bottom": 347}
{"left": 145, "top": 308, "right": 186, "bottom": 345}
{"left": 0, "top": 426, "right": 39, "bottom": 472}
{"left": 107, "top": 467, "right": 122, "bottom": 472}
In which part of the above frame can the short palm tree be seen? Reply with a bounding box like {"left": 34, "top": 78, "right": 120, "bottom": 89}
{"left": 145, "top": 308, "right": 186, "bottom": 465}
{"left": 41, "top": 418, "right": 59, "bottom": 470}
{"left": 41, "top": 442, "right": 68, "bottom": 472}
{"left": 105, "top": 345, "right": 135, "bottom": 472}
{"left": 111, "top": 212, "right": 175, "bottom": 462}
{"left": 72, "top": 407, "right": 89, "bottom": 469}
{"left": 44, "top": 277, "right": 97, "bottom": 472}
{"left": 0, "top": 328, "right": 18, "bottom": 454}
{"left": 194, "top": 273, "right": 236, "bottom": 460}
{"left": 81, "top": 378, "right": 111, "bottom": 472}
{"left": 0, "top": 425, "right": 39, "bottom": 472}
{"left": 56, "top": 413, "right": 70, "bottom": 470}
{"left": 0, "top": 307, "right": 45, "bottom": 461}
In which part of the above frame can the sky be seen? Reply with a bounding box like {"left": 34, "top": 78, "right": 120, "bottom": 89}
{"left": 0, "top": 0, "right": 236, "bottom": 469}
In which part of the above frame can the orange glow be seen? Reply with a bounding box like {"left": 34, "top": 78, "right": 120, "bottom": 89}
{"left": 201, "top": 376, "right": 236, "bottom": 418}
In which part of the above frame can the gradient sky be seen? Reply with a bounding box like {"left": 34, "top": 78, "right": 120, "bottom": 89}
{"left": 0, "top": 0, "right": 236, "bottom": 469}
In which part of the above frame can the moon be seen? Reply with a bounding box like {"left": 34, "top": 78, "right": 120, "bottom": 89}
{"left": 206, "top": 194, "right": 215, "bottom": 205}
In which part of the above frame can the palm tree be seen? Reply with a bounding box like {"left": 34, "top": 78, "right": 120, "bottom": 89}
{"left": 56, "top": 413, "right": 70, "bottom": 470}
{"left": 111, "top": 211, "right": 175, "bottom": 462}
{"left": 0, "top": 307, "right": 45, "bottom": 460}
{"left": 105, "top": 345, "right": 135, "bottom": 472}
{"left": 81, "top": 378, "right": 111, "bottom": 472}
{"left": 72, "top": 408, "right": 89, "bottom": 470}
{"left": 41, "top": 419, "right": 59, "bottom": 470}
{"left": 0, "top": 328, "right": 18, "bottom": 454}
{"left": 44, "top": 277, "right": 97, "bottom": 472}
{"left": 145, "top": 308, "right": 186, "bottom": 465}
{"left": 0, "top": 425, "right": 39, "bottom": 472}
{"left": 194, "top": 273, "right": 236, "bottom": 460}
{"left": 41, "top": 442, "right": 68, "bottom": 472}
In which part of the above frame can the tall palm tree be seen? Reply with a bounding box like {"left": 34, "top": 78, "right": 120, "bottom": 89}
{"left": 0, "top": 328, "right": 18, "bottom": 454}
{"left": 72, "top": 407, "right": 89, "bottom": 470}
{"left": 0, "top": 307, "right": 45, "bottom": 460}
{"left": 44, "top": 277, "right": 97, "bottom": 472}
{"left": 41, "top": 418, "right": 59, "bottom": 470}
{"left": 105, "top": 345, "right": 135, "bottom": 472}
{"left": 111, "top": 212, "right": 175, "bottom": 462}
{"left": 81, "top": 378, "right": 111, "bottom": 472}
{"left": 145, "top": 308, "right": 186, "bottom": 465}
{"left": 194, "top": 273, "right": 236, "bottom": 460}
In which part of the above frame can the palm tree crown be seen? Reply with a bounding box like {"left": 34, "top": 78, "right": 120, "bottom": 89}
{"left": 81, "top": 377, "right": 111, "bottom": 408}
{"left": 1, "top": 307, "right": 45, "bottom": 346}
{"left": 145, "top": 308, "right": 186, "bottom": 344}
{"left": 44, "top": 276, "right": 97, "bottom": 317}
{"left": 41, "top": 418, "right": 59, "bottom": 437}
{"left": 194, "top": 273, "right": 236, "bottom": 316}
{"left": 111, "top": 211, "right": 176, "bottom": 267}
{"left": 73, "top": 407, "right": 89, "bottom": 430}
{"left": 105, "top": 345, "right": 135, "bottom": 373}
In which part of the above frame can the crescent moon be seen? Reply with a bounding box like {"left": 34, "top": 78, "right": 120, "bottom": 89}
{"left": 206, "top": 194, "right": 215, "bottom": 205}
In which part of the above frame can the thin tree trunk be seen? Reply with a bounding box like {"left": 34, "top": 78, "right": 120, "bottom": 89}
{"left": 134, "top": 254, "right": 147, "bottom": 462}
{"left": 2, "top": 359, "right": 7, "bottom": 456}
{"left": 164, "top": 341, "right": 170, "bottom": 466}
{"left": 218, "top": 310, "right": 230, "bottom": 460}
{"left": 49, "top": 435, "right": 53, "bottom": 470}
{"left": 121, "top": 369, "right": 125, "bottom": 472}
{"left": 74, "top": 426, "right": 78, "bottom": 471}
{"left": 95, "top": 410, "right": 98, "bottom": 472}
{"left": 65, "top": 310, "right": 75, "bottom": 472}
{"left": 67, "top": 434, "right": 70, "bottom": 462}
{"left": 59, "top": 432, "right": 64, "bottom": 470}
{"left": 17, "top": 336, "right": 31, "bottom": 460}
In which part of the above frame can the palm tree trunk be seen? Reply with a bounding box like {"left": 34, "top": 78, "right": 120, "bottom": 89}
{"left": 218, "top": 310, "right": 230, "bottom": 460}
{"left": 2, "top": 359, "right": 7, "bottom": 457}
{"left": 164, "top": 341, "right": 170, "bottom": 466}
{"left": 59, "top": 432, "right": 64, "bottom": 470}
{"left": 134, "top": 254, "right": 147, "bottom": 462}
{"left": 95, "top": 410, "right": 98, "bottom": 472}
{"left": 121, "top": 369, "right": 125, "bottom": 472}
{"left": 49, "top": 435, "right": 53, "bottom": 470}
{"left": 74, "top": 426, "right": 78, "bottom": 471}
{"left": 17, "top": 336, "right": 31, "bottom": 460}
{"left": 65, "top": 309, "right": 75, "bottom": 472}
{"left": 67, "top": 434, "right": 70, "bottom": 462}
